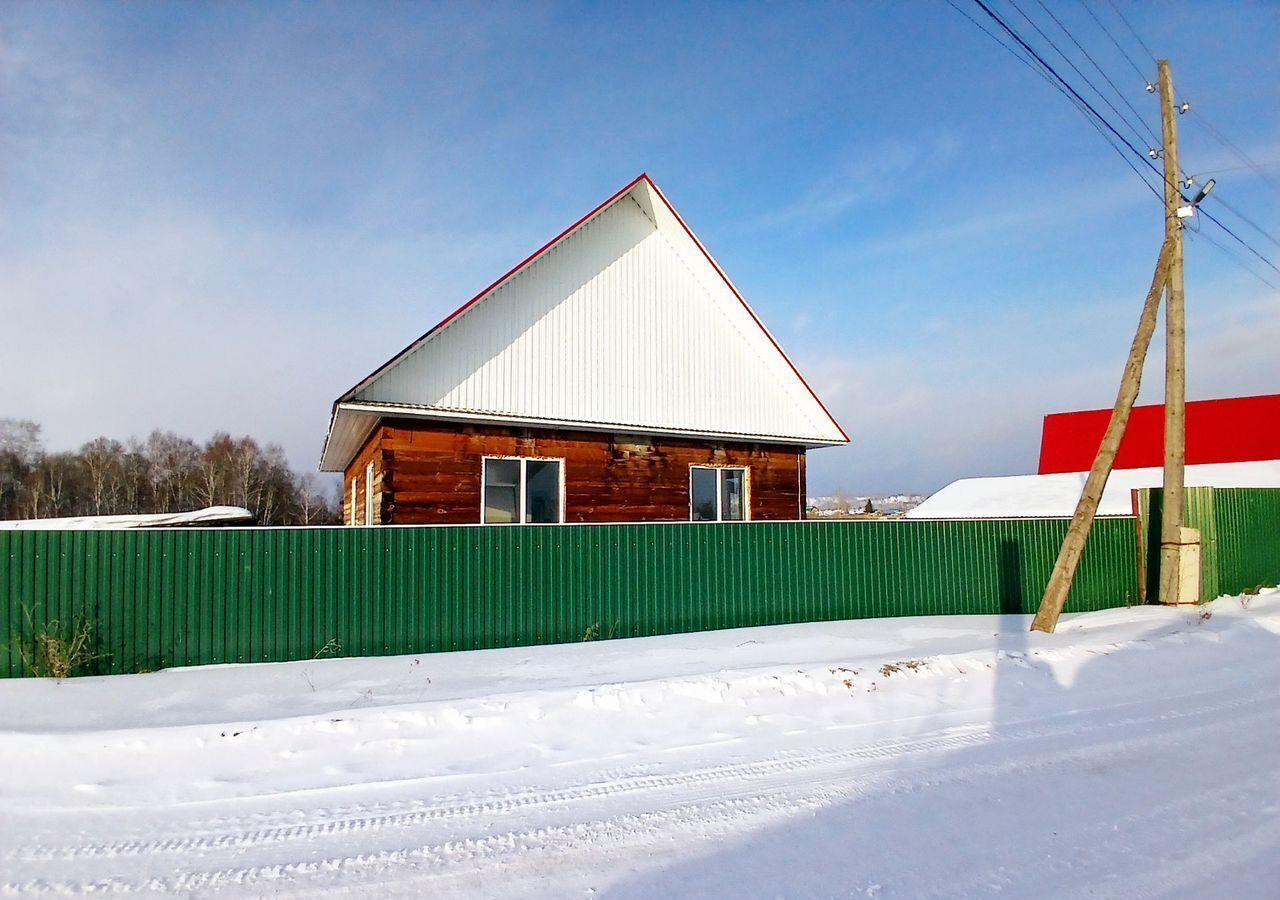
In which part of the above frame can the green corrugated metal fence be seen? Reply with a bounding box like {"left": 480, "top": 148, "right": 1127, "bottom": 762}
{"left": 1135, "top": 486, "right": 1220, "bottom": 603}
{"left": 1207, "top": 488, "right": 1280, "bottom": 595}
{"left": 1136, "top": 487, "right": 1280, "bottom": 602}
{"left": 1, "top": 518, "right": 1141, "bottom": 678}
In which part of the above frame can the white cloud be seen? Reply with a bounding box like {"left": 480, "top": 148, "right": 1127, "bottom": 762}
{"left": 756, "top": 133, "right": 963, "bottom": 228}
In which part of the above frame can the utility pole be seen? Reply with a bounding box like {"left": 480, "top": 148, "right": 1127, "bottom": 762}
{"left": 1156, "top": 58, "right": 1188, "bottom": 606}
{"left": 1031, "top": 59, "right": 1200, "bottom": 631}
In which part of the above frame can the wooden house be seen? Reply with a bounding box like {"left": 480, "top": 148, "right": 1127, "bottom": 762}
{"left": 320, "top": 174, "right": 847, "bottom": 525}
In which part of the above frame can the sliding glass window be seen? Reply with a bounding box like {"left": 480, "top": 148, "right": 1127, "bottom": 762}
{"left": 482, "top": 457, "right": 564, "bottom": 524}
{"left": 689, "top": 466, "right": 748, "bottom": 522}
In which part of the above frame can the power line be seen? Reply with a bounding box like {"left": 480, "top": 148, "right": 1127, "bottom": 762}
{"left": 1076, "top": 0, "right": 1151, "bottom": 85}
{"left": 1209, "top": 195, "right": 1280, "bottom": 250}
{"left": 1077, "top": 111, "right": 1166, "bottom": 202}
{"left": 967, "top": 0, "right": 1171, "bottom": 199}
{"left": 1190, "top": 161, "right": 1280, "bottom": 179}
{"left": 1091, "top": 4, "right": 1280, "bottom": 276}
{"left": 971, "top": 2, "right": 1150, "bottom": 167}
{"left": 1185, "top": 109, "right": 1280, "bottom": 192}
{"left": 962, "top": 2, "right": 1280, "bottom": 289}
{"left": 943, "top": 0, "right": 1057, "bottom": 87}
{"left": 1032, "top": 0, "right": 1162, "bottom": 147}
{"left": 1187, "top": 226, "right": 1280, "bottom": 293}
{"left": 948, "top": 0, "right": 1164, "bottom": 201}
{"left": 1004, "top": 0, "right": 1157, "bottom": 153}
{"left": 1089, "top": 0, "right": 1277, "bottom": 198}
{"left": 1103, "top": 0, "right": 1159, "bottom": 66}
{"left": 1199, "top": 207, "right": 1280, "bottom": 276}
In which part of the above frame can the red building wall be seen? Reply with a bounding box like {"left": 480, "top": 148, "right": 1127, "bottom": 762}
{"left": 1038, "top": 393, "right": 1280, "bottom": 474}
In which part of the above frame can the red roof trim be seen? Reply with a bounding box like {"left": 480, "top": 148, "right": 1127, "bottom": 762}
{"left": 1044, "top": 391, "right": 1280, "bottom": 419}
{"left": 336, "top": 173, "right": 848, "bottom": 443}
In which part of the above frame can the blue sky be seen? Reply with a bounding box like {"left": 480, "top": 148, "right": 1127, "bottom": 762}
{"left": 2, "top": 1, "right": 1277, "bottom": 495}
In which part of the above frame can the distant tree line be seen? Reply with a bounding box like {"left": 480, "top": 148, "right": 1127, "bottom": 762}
{"left": 0, "top": 419, "right": 337, "bottom": 525}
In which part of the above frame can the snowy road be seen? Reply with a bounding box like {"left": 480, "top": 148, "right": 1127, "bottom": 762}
{"left": 3, "top": 591, "right": 1278, "bottom": 898}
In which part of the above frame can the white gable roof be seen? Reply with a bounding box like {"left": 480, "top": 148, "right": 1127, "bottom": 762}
{"left": 320, "top": 175, "right": 847, "bottom": 471}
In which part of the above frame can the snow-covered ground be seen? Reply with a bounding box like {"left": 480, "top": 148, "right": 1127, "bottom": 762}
{"left": 3, "top": 590, "right": 1279, "bottom": 898}
{"left": 907, "top": 459, "right": 1280, "bottom": 518}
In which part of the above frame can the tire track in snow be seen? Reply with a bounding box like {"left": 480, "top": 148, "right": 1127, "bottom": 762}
{"left": 6, "top": 694, "right": 1275, "bottom": 897}
{"left": 3, "top": 683, "right": 1271, "bottom": 896}
{"left": 11, "top": 725, "right": 995, "bottom": 862}
{"left": 10, "top": 675, "right": 1257, "bottom": 859}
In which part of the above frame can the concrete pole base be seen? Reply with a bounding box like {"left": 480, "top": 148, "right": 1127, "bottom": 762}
{"left": 1160, "top": 527, "right": 1202, "bottom": 605}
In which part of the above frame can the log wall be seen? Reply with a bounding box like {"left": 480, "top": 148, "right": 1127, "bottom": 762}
{"left": 342, "top": 432, "right": 387, "bottom": 526}
{"left": 343, "top": 419, "right": 806, "bottom": 524}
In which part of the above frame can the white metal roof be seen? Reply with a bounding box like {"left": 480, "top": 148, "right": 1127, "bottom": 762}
{"left": 320, "top": 175, "right": 848, "bottom": 472}
{"left": 905, "top": 461, "right": 1280, "bottom": 519}
{"left": 0, "top": 506, "right": 255, "bottom": 530}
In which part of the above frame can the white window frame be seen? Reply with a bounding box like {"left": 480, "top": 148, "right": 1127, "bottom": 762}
{"left": 350, "top": 477, "right": 358, "bottom": 526}
{"left": 364, "top": 462, "right": 375, "bottom": 526}
{"left": 689, "top": 465, "right": 751, "bottom": 522}
{"left": 481, "top": 456, "right": 566, "bottom": 524}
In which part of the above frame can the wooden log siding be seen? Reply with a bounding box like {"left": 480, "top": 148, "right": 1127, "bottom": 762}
{"left": 343, "top": 429, "right": 387, "bottom": 525}
{"left": 343, "top": 419, "right": 807, "bottom": 525}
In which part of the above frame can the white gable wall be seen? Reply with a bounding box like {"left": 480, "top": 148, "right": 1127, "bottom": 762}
{"left": 351, "top": 186, "right": 842, "bottom": 445}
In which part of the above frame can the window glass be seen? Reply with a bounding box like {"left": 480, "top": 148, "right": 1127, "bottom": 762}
{"left": 721, "top": 469, "right": 745, "bottom": 521}
{"left": 691, "top": 468, "right": 718, "bottom": 521}
{"left": 483, "top": 458, "right": 521, "bottom": 524}
{"left": 524, "top": 460, "right": 561, "bottom": 524}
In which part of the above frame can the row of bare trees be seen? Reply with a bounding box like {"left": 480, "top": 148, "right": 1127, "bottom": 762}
{"left": 0, "top": 420, "right": 337, "bottom": 525}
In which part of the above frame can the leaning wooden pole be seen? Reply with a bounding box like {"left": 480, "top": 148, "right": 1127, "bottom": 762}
{"left": 1030, "top": 239, "right": 1173, "bottom": 633}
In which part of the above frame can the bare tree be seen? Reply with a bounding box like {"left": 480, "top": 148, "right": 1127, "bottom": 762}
{"left": 25, "top": 453, "right": 85, "bottom": 518}
{"left": 0, "top": 428, "right": 39, "bottom": 520}
{"left": 81, "top": 437, "right": 126, "bottom": 515}
{"left": 0, "top": 420, "right": 337, "bottom": 525}
{"left": 0, "top": 419, "right": 42, "bottom": 464}
{"left": 296, "top": 472, "right": 335, "bottom": 525}
{"left": 145, "top": 431, "right": 201, "bottom": 513}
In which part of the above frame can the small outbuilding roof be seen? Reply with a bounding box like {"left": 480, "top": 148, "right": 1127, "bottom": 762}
{"left": 0, "top": 506, "right": 256, "bottom": 530}
{"left": 905, "top": 461, "right": 1280, "bottom": 519}
{"left": 321, "top": 174, "right": 847, "bottom": 472}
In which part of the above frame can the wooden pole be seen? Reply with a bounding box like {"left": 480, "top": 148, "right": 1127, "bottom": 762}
{"left": 1030, "top": 240, "right": 1172, "bottom": 633}
{"left": 1156, "top": 59, "right": 1188, "bottom": 605}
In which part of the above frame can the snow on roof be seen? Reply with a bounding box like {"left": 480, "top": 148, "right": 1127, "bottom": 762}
{"left": 905, "top": 460, "right": 1280, "bottom": 519}
{"left": 320, "top": 174, "right": 847, "bottom": 471}
{"left": 0, "top": 506, "right": 255, "bottom": 530}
